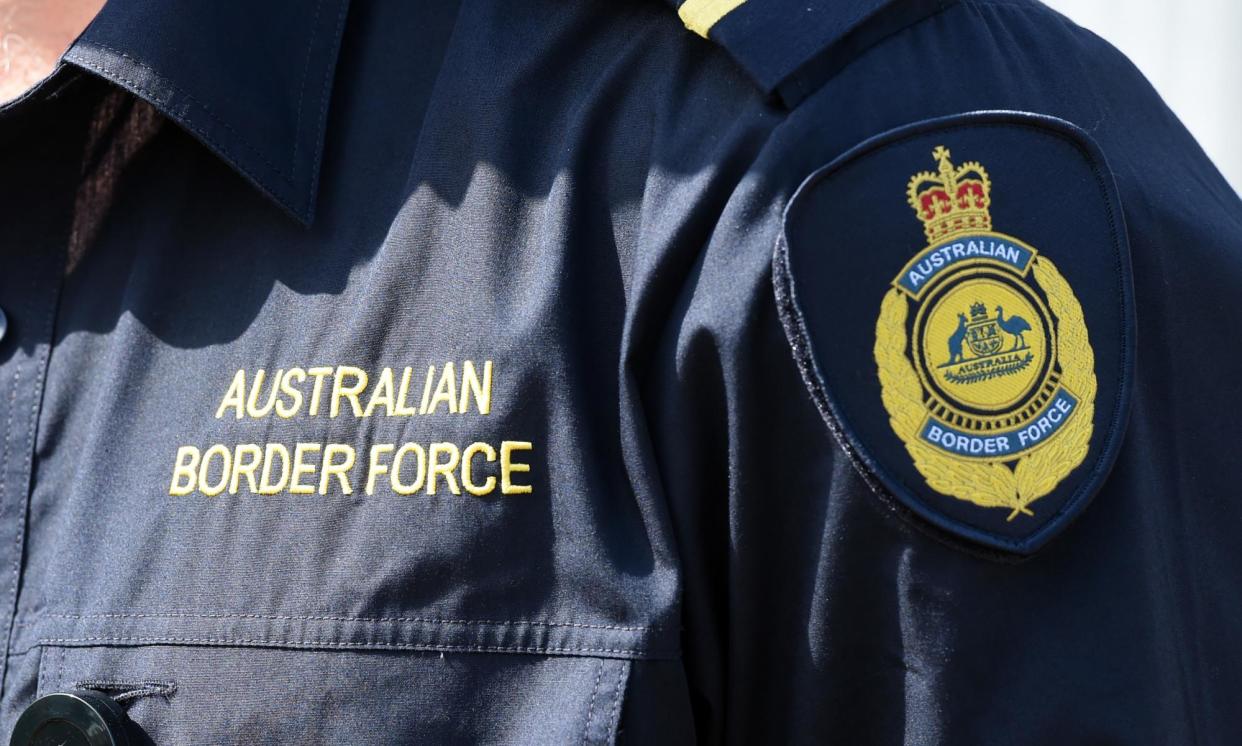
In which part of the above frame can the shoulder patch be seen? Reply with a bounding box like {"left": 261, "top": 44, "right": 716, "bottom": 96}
{"left": 775, "top": 111, "right": 1135, "bottom": 556}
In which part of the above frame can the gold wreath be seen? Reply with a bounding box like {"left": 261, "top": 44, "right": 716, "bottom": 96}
{"left": 874, "top": 256, "right": 1096, "bottom": 521}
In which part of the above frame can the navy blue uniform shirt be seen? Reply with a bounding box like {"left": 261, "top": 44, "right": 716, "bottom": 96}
{"left": 0, "top": 0, "right": 1239, "bottom": 743}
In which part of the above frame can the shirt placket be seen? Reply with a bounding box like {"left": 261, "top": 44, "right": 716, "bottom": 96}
{"left": 0, "top": 73, "right": 83, "bottom": 700}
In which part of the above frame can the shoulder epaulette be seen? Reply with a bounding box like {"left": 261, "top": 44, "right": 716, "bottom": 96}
{"left": 669, "top": 0, "right": 956, "bottom": 107}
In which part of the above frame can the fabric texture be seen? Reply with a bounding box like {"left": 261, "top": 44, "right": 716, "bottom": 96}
{"left": 0, "top": 0, "right": 1237, "bottom": 743}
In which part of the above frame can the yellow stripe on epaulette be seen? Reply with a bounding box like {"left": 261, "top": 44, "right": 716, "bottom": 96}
{"left": 678, "top": 0, "right": 748, "bottom": 37}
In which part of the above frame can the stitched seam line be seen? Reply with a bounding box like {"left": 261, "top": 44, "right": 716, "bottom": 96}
{"left": 582, "top": 659, "right": 604, "bottom": 744}
{"left": 606, "top": 661, "right": 626, "bottom": 742}
{"left": 66, "top": 44, "right": 295, "bottom": 186}
{"left": 50, "top": 646, "right": 64, "bottom": 698}
{"left": 308, "top": 0, "right": 349, "bottom": 212}
{"left": 33, "top": 638, "right": 662, "bottom": 657}
{"left": 0, "top": 371, "right": 17, "bottom": 615}
{"left": 1, "top": 250, "right": 62, "bottom": 694}
{"left": 290, "top": 0, "right": 326, "bottom": 173}
{"left": 0, "top": 370, "right": 17, "bottom": 683}
{"left": 30, "top": 612, "right": 657, "bottom": 632}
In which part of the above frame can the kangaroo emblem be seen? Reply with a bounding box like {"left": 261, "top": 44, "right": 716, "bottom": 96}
{"left": 946, "top": 313, "right": 969, "bottom": 364}
{"left": 995, "top": 305, "right": 1032, "bottom": 349}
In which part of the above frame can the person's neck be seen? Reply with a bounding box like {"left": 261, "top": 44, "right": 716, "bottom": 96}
{"left": 0, "top": 0, "right": 104, "bottom": 104}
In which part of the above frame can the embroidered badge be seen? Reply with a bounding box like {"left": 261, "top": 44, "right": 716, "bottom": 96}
{"left": 875, "top": 146, "right": 1096, "bottom": 521}
{"left": 775, "top": 112, "right": 1135, "bottom": 555}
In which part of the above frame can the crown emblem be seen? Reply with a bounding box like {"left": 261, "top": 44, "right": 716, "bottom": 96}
{"left": 969, "top": 301, "right": 988, "bottom": 320}
{"left": 907, "top": 146, "right": 992, "bottom": 243}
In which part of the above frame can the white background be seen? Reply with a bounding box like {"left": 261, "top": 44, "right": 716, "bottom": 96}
{"left": 1042, "top": 0, "right": 1242, "bottom": 193}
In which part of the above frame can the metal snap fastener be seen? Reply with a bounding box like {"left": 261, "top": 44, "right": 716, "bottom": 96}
{"left": 10, "top": 690, "right": 130, "bottom": 746}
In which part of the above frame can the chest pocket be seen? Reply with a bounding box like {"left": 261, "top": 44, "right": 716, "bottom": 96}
{"left": 30, "top": 644, "right": 631, "bottom": 744}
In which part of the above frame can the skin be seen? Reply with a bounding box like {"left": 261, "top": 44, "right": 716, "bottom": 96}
{"left": 0, "top": 0, "right": 104, "bottom": 104}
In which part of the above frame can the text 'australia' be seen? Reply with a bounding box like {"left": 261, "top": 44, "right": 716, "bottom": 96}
{"left": 169, "top": 361, "right": 536, "bottom": 499}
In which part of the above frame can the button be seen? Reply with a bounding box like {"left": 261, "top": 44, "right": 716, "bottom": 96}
{"left": 10, "top": 691, "right": 130, "bottom": 746}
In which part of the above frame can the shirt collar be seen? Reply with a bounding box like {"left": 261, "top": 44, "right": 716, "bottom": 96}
{"left": 63, "top": 0, "right": 351, "bottom": 225}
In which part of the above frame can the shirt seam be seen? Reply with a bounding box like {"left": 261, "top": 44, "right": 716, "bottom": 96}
{"left": 18, "top": 611, "right": 660, "bottom": 633}
{"left": 25, "top": 638, "right": 668, "bottom": 660}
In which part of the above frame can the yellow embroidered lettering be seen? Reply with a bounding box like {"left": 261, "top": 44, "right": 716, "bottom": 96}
{"left": 306, "top": 366, "right": 333, "bottom": 416}
{"left": 428, "top": 442, "right": 461, "bottom": 495}
{"left": 245, "top": 369, "right": 282, "bottom": 418}
{"left": 290, "top": 442, "right": 321, "bottom": 494}
{"left": 366, "top": 444, "right": 394, "bottom": 495}
{"left": 461, "top": 441, "right": 497, "bottom": 496}
{"left": 229, "top": 443, "right": 262, "bottom": 494}
{"left": 460, "top": 360, "right": 492, "bottom": 415}
{"left": 198, "top": 444, "right": 232, "bottom": 497}
{"left": 500, "top": 440, "right": 533, "bottom": 495}
{"left": 169, "top": 446, "right": 200, "bottom": 495}
{"left": 391, "top": 442, "right": 426, "bottom": 495}
{"left": 331, "top": 366, "right": 368, "bottom": 418}
{"left": 418, "top": 365, "right": 435, "bottom": 414}
{"left": 427, "top": 362, "right": 458, "bottom": 415}
{"left": 276, "top": 367, "right": 306, "bottom": 418}
{"left": 363, "top": 367, "right": 396, "bottom": 418}
{"left": 258, "top": 443, "right": 291, "bottom": 494}
{"left": 215, "top": 370, "right": 247, "bottom": 419}
{"left": 319, "top": 444, "right": 355, "bottom": 495}
{"left": 395, "top": 366, "right": 419, "bottom": 415}
{"left": 186, "top": 362, "right": 531, "bottom": 500}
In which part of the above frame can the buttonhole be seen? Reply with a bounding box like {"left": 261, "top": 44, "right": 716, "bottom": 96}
{"left": 72, "top": 679, "right": 177, "bottom": 704}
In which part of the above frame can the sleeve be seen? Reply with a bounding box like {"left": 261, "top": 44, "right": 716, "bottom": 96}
{"left": 640, "top": 2, "right": 1242, "bottom": 743}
